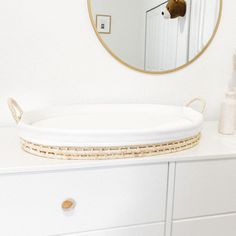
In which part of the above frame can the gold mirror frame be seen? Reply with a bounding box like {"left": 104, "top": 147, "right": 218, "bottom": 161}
{"left": 87, "top": 0, "right": 222, "bottom": 74}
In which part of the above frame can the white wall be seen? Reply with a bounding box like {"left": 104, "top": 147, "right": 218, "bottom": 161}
{"left": 91, "top": 0, "right": 146, "bottom": 69}
{"left": 0, "top": 0, "right": 235, "bottom": 124}
{"left": 145, "top": 0, "right": 167, "bottom": 11}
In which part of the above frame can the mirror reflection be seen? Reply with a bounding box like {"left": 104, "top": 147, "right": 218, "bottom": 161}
{"left": 88, "top": 0, "right": 221, "bottom": 73}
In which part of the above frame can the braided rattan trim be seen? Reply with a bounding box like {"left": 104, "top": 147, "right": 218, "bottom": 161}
{"left": 20, "top": 133, "right": 201, "bottom": 160}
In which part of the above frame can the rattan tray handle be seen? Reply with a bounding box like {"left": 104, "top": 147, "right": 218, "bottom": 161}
{"left": 8, "top": 98, "right": 24, "bottom": 124}
{"left": 186, "top": 98, "right": 206, "bottom": 114}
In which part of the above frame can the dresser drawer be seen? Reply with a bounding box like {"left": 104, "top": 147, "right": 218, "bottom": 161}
{"left": 172, "top": 213, "right": 236, "bottom": 236}
{"left": 0, "top": 164, "right": 168, "bottom": 236}
{"left": 61, "top": 223, "right": 164, "bottom": 236}
{"left": 173, "top": 159, "right": 236, "bottom": 219}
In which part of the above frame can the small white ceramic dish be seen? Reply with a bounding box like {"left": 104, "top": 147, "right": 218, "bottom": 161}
{"left": 8, "top": 98, "right": 205, "bottom": 159}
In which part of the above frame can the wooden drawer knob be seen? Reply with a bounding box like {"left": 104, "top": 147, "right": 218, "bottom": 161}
{"left": 61, "top": 199, "right": 76, "bottom": 211}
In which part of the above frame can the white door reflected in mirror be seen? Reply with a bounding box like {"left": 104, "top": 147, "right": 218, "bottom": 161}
{"left": 88, "top": 0, "right": 222, "bottom": 74}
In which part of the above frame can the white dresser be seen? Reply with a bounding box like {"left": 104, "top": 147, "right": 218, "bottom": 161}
{"left": 0, "top": 122, "right": 236, "bottom": 236}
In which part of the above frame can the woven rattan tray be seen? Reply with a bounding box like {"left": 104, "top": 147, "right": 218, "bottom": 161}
{"left": 8, "top": 98, "right": 205, "bottom": 160}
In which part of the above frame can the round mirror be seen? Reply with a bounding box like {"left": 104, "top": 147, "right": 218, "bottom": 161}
{"left": 88, "top": 0, "right": 222, "bottom": 74}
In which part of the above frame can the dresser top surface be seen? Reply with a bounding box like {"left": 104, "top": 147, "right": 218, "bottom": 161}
{"left": 0, "top": 121, "right": 236, "bottom": 174}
